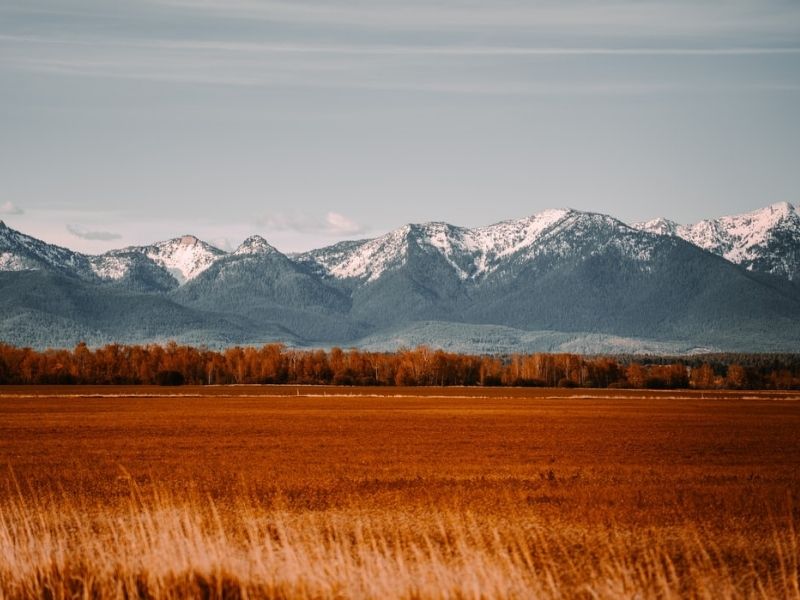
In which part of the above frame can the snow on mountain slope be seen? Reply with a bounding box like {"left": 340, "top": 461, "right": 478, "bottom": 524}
{"left": 297, "top": 230, "right": 410, "bottom": 282}
{"left": 109, "top": 235, "right": 227, "bottom": 284}
{"left": 88, "top": 255, "right": 133, "bottom": 280}
{"left": 4, "top": 202, "right": 797, "bottom": 290}
{"left": 317, "top": 223, "right": 480, "bottom": 282}
{"left": 468, "top": 209, "right": 573, "bottom": 264}
{"left": 299, "top": 210, "right": 571, "bottom": 282}
{"left": 299, "top": 208, "right": 659, "bottom": 282}
{"left": 633, "top": 202, "right": 800, "bottom": 280}
{"left": 0, "top": 221, "right": 94, "bottom": 276}
{"left": 144, "top": 235, "right": 226, "bottom": 283}
{"left": 233, "top": 235, "right": 279, "bottom": 256}
{"left": 3, "top": 206, "right": 800, "bottom": 352}
{"left": 633, "top": 217, "right": 680, "bottom": 237}
{"left": 0, "top": 251, "right": 31, "bottom": 271}
{"left": 0, "top": 222, "right": 229, "bottom": 285}
{"left": 475, "top": 209, "right": 662, "bottom": 266}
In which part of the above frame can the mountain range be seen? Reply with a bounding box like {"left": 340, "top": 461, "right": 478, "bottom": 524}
{"left": 1, "top": 202, "right": 799, "bottom": 353}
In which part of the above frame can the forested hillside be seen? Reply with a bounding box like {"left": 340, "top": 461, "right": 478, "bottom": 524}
{"left": 2, "top": 204, "right": 800, "bottom": 352}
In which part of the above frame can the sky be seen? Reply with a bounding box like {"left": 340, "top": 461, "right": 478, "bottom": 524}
{"left": 1, "top": 0, "right": 799, "bottom": 254}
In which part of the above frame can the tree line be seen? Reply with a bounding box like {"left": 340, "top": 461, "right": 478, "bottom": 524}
{"left": 0, "top": 342, "right": 798, "bottom": 389}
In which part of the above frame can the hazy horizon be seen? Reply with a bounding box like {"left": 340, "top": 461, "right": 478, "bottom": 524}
{"left": 0, "top": 200, "right": 797, "bottom": 255}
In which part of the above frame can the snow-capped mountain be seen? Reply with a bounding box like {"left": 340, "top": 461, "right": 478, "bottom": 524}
{"left": 299, "top": 211, "right": 576, "bottom": 282}
{"left": 233, "top": 235, "right": 278, "bottom": 256}
{"left": 2, "top": 203, "right": 800, "bottom": 352}
{"left": 4, "top": 202, "right": 795, "bottom": 288}
{"left": 0, "top": 220, "right": 95, "bottom": 278}
{"left": 299, "top": 209, "right": 660, "bottom": 283}
{"left": 107, "top": 235, "right": 226, "bottom": 284}
{"left": 298, "top": 222, "right": 477, "bottom": 282}
{"left": 0, "top": 225, "right": 227, "bottom": 287}
{"left": 632, "top": 217, "right": 680, "bottom": 237}
{"left": 173, "top": 233, "right": 356, "bottom": 342}
{"left": 633, "top": 202, "right": 800, "bottom": 280}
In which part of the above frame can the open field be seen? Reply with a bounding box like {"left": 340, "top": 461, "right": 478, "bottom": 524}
{"left": 1, "top": 386, "right": 799, "bottom": 598}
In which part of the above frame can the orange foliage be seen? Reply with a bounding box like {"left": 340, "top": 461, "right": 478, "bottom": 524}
{"left": 0, "top": 342, "right": 797, "bottom": 389}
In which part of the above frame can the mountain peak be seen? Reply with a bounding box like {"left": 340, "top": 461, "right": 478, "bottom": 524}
{"left": 300, "top": 207, "right": 621, "bottom": 284}
{"left": 3, "top": 206, "right": 800, "bottom": 352}
{"left": 632, "top": 217, "right": 680, "bottom": 237}
{"left": 178, "top": 234, "right": 200, "bottom": 246}
{"left": 728, "top": 201, "right": 796, "bottom": 227}
{"left": 633, "top": 202, "right": 800, "bottom": 280}
{"left": 767, "top": 201, "right": 794, "bottom": 213}
{"left": 135, "top": 235, "right": 226, "bottom": 284}
{"left": 753, "top": 201, "right": 796, "bottom": 225}
{"left": 234, "top": 235, "right": 277, "bottom": 255}
{"left": 713, "top": 201, "right": 798, "bottom": 234}
{"left": 152, "top": 234, "right": 222, "bottom": 252}
{"left": 0, "top": 220, "right": 20, "bottom": 238}
{"left": 0, "top": 221, "right": 93, "bottom": 276}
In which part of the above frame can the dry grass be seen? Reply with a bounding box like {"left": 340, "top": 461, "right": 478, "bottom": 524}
{"left": 0, "top": 386, "right": 799, "bottom": 598}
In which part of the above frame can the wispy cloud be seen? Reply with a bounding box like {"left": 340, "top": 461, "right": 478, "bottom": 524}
{"left": 5, "top": 34, "right": 800, "bottom": 57}
{"left": 323, "top": 212, "right": 366, "bottom": 235}
{"left": 3, "top": 2, "right": 799, "bottom": 99}
{"left": 7, "top": 55, "right": 797, "bottom": 98}
{"left": 0, "top": 201, "right": 24, "bottom": 215}
{"left": 152, "top": 0, "right": 800, "bottom": 39}
{"left": 66, "top": 224, "right": 122, "bottom": 241}
{"left": 257, "top": 211, "right": 367, "bottom": 236}
{"left": 3, "top": 28, "right": 799, "bottom": 98}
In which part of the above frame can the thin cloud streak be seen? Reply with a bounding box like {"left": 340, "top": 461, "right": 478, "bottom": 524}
{"left": 9, "top": 58, "right": 799, "bottom": 97}
{"left": 153, "top": 0, "right": 800, "bottom": 37}
{"left": 4, "top": 35, "right": 800, "bottom": 56}
{"left": 257, "top": 211, "right": 368, "bottom": 236}
{"left": 66, "top": 224, "right": 122, "bottom": 241}
{"left": 0, "top": 201, "right": 24, "bottom": 215}
{"left": 4, "top": 30, "right": 798, "bottom": 97}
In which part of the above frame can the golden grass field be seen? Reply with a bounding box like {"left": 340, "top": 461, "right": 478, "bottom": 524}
{"left": 0, "top": 385, "right": 799, "bottom": 599}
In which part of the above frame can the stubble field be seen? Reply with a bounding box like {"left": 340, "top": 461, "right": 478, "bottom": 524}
{"left": 0, "top": 386, "right": 798, "bottom": 598}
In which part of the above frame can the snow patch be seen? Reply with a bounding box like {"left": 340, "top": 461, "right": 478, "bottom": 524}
{"left": 234, "top": 235, "right": 277, "bottom": 256}
{"left": 0, "top": 252, "right": 35, "bottom": 271}
{"left": 301, "top": 208, "right": 659, "bottom": 282}
{"left": 634, "top": 202, "right": 800, "bottom": 279}
{"left": 0, "top": 223, "right": 92, "bottom": 275}
{"left": 142, "top": 236, "right": 224, "bottom": 283}
{"left": 89, "top": 256, "right": 129, "bottom": 280}
{"left": 321, "top": 226, "right": 412, "bottom": 282}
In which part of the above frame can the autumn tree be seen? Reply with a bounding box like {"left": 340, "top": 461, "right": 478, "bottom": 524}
{"left": 690, "top": 363, "right": 717, "bottom": 389}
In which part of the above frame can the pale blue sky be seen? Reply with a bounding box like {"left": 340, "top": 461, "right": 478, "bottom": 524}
{"left": 1, "top": 0, "right": 799, "bottom": 253}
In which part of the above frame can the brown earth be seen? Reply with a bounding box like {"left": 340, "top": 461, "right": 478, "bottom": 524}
{"left": 0, "top": 386, "right": 798, "bottom": 598}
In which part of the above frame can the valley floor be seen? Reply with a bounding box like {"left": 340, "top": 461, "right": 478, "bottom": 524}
{"left": 0, "top": 387, "right": 799, "bottom": 598}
